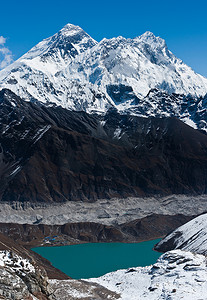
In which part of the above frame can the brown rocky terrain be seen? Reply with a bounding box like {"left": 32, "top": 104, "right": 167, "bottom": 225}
{"left": 0, "top": 249, "right": 52, "bottom": 299}
{"left": 0, "top": 214, "right": 195, "bottom": 248}
{"left": 49, "top": 279, "right": 120, "bottom": 300}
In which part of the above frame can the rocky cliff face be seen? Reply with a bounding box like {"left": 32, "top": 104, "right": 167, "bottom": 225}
{"left": 0, "top": 89, "right": 207, "bottom": 203}
{"left": 0, "top": 231, "right": 69, "bottom": 281}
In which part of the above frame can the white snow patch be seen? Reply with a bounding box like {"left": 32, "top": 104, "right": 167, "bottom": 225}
{"left": 0, "top": 250, "right": 35, "bottom": 273}
{"left": 32, "top": 125, "right": 51, "bottom": 143}
{"left": 113, "top": 127, "right": 122, "bottom": 139}
{"left": 87, "top": 250, "right": 207, "bottom": 300}
{"left": 181, "top": 117, "right": 197, "bottom": 129}
{"left": 9, "top": 166, "right": 21, "bottom": 176}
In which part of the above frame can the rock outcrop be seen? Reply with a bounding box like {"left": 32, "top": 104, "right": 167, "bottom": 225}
{"left": 0, "top": 250, "right": 52, "bottom": 299}
{"left": 0, "top": 231, "right": 69, "bottom": 281}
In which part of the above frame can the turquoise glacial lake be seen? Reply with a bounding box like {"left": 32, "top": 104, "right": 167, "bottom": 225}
{"left": 33, "top": 239, "right": 161, "bottom": 279}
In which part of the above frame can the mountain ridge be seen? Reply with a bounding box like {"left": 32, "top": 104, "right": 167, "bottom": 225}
{"left": 0, "top": 23, "right": 207, "bottom": 131}
{"left": 155, "top": 213, "right": 207, "bottom": 255}
{"left": 0, "top": 89, "right": 207, "bottom": 203}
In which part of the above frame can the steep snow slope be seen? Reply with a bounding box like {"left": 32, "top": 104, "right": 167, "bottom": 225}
{"left": 20, "top": 23, "right": 97, "bottom": 74}
{"left": 155, "top": 213, "right": 207, "bottom": 255}
{"left": 0, "top": 23, "right": 97, "bottom": 105}
{"left": 59, "top": 31, "right": 207, "bottom": 105}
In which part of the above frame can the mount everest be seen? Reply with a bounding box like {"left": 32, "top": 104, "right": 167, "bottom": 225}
{"left": 0, "top": 23, "right": 207, "bottom": 131}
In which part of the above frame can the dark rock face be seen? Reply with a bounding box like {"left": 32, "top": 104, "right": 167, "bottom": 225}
{"left": 154, "top": 212, "right": 207, "bottom": 255}
{"left": 154, "top": 232, "right": 183, "bottom": 253}
{"left": 120, "top": 214, "right": 194, "bottom": 241}
{"left": 0, "top": 88, "right": 207, "bottom": 203}
{"left": 107, "top": 84, "right": 140, "bottom": 104}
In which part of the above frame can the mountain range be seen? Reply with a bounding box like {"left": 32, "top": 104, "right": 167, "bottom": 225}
{"left": 0, "top": 23, "right": 207, "bottom": 132}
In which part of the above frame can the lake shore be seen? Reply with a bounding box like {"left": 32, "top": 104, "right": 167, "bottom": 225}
{"left": 0, "top": 213, "right": 194, "bottom": 249}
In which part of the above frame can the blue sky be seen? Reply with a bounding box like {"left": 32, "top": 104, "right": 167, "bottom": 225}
{"left": 0, "top": 0, "right": 207, "bottom": 76}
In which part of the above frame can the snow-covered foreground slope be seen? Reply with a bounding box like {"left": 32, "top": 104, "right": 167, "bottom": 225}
{"left": 2, "top": 247, "right": 207, "bottom": 299}
{"left": 155, "top": 213, "right": 207, "bottom": 255}
{"left": 2, "top": 246, "right": 207, "bottom": 299}
{"left": 0, "top": 23, "right": 207, "bottom": 130}
{"left": 87, "top": 250, "right": 207, "bottom": 300}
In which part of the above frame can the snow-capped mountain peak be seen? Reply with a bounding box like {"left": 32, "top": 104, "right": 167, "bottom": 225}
{"left": 59, "top": 23, "right": 93, "bottom": 40}
{"left": 0, "top": 23, "right": 207, "bottom": 130}
{"left": 60, "top": 23, "right": 85, "bottom": 34}
{"left": 17, "top": 23, "right": 97, "bottom": 75}
{"left": 138, "top": 30, "right": 166, "bottom": 47}
{"left": 23, "top": 22, "right": 96, "bottom": 58}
